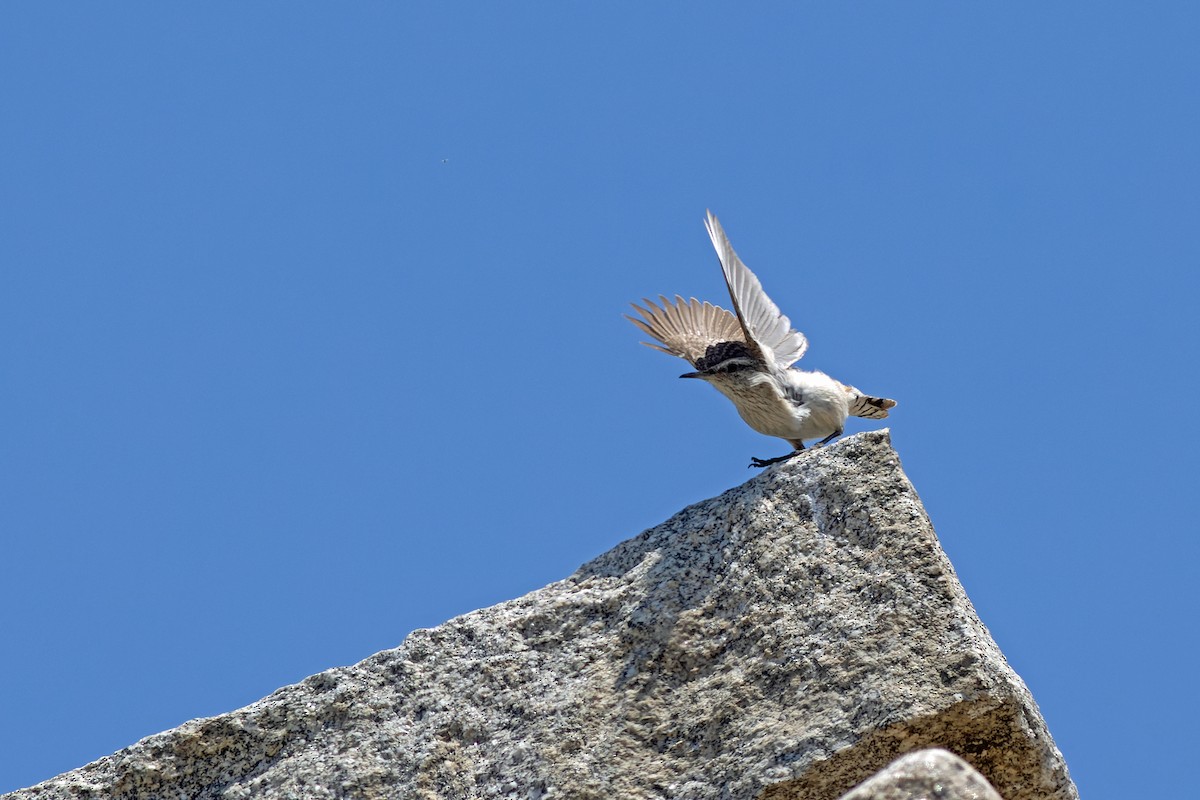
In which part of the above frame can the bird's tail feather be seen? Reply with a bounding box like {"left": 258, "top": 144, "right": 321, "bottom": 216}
{"left": 845, "top": 388, "right": 897, "bottom": 419}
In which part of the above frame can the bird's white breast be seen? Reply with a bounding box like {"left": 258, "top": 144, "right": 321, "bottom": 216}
{"left": 708, "top": 369, "right": 849, "bottom": 442}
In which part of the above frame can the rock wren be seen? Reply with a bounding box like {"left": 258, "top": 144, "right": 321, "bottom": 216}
{"left": 627, "top": 211, "right": 897, "bottom": 468}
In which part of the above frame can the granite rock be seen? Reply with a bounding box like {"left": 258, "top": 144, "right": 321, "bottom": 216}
{"left": 837, "top": 749, "right": 1003, "bottom": 800}
{"left": 5, "top": 431, "right": 1076, "bottom": 800}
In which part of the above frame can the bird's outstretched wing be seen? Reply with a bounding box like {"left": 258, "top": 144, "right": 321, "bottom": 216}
{"left": 625, "top": 295, "right": 745, "bottom": 367}
{"left": 704, "top": 211, "right": 808, "bottom": 368}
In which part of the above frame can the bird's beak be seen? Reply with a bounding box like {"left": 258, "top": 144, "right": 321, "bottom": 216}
{"left": 679, "top": 371, "right": 703, "bottom": 379}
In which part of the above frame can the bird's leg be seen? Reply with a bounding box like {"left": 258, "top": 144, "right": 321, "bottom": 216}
{"left": 814, "top": 428, "right": 844, "bottom": 447}
{"left": 749, "top": 450, "right": 802, "bottom": 469}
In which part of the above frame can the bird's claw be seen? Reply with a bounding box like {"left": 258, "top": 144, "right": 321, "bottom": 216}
{"left": 748, "top": 452, "right": 800, "bottom": 469}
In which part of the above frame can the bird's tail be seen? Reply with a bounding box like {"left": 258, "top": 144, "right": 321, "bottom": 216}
{"left": 844, "top": 386, "right": 897, "bottom": 419}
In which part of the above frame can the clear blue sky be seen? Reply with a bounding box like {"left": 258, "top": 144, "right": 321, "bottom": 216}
{"left": 2, "top": 4, "right": 1197, "bottom": 797}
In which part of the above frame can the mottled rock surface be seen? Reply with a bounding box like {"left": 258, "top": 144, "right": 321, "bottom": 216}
{"left": 837, "top": 749, "right": 1003, "bottom": 800}
{"left": 5, "top": 431, "right": 1076, "bottom": 800}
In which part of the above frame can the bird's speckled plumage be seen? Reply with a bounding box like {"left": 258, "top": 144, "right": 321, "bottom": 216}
{"left": 626, "top": 211, "right": 896, "bottom": 467}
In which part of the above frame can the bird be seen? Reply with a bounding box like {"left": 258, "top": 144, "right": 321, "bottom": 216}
{"left": 626, "top": 211, "right": 897, "bottom": 468}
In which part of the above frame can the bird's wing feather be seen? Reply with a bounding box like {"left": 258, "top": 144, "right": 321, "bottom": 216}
{"left": 704, "top": 211, "right": 808, "bottom": 367}
{"left": 625, "top": 295, "right": 745, "bottom": 367}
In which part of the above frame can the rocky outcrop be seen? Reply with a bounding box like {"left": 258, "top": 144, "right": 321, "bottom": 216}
{"left": 5, "top": 431, "right": 1077, "bottom": 800}
{"left": 837, "top": 749, "right": 1003, "bottom": 800}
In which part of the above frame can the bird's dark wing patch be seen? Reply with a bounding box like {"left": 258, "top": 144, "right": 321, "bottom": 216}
{"left": 695, "top": 340, "right": 757, "bottom": 372}
{"left": 781, "top": 382, "right": 805, "bottom": 407}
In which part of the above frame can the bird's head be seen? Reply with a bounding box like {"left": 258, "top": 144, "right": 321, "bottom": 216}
{"left": 680, "top": 357, "right": 756, "bottom": 380}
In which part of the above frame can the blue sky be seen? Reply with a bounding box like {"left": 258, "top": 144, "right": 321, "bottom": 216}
{"left": 2, "top": 4, "right": 1197, "bottom": 796}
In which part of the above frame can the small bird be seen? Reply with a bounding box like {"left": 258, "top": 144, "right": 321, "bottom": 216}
{"left": 627, "top": 211, "right": 897, "bottom": 468}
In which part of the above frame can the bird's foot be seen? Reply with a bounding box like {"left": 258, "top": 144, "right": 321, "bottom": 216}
{"left": 814, "top": 428, "right": 844, "bottom": 448}
{"left": 748, "top": 451, "right": 802, "bottom": 469}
